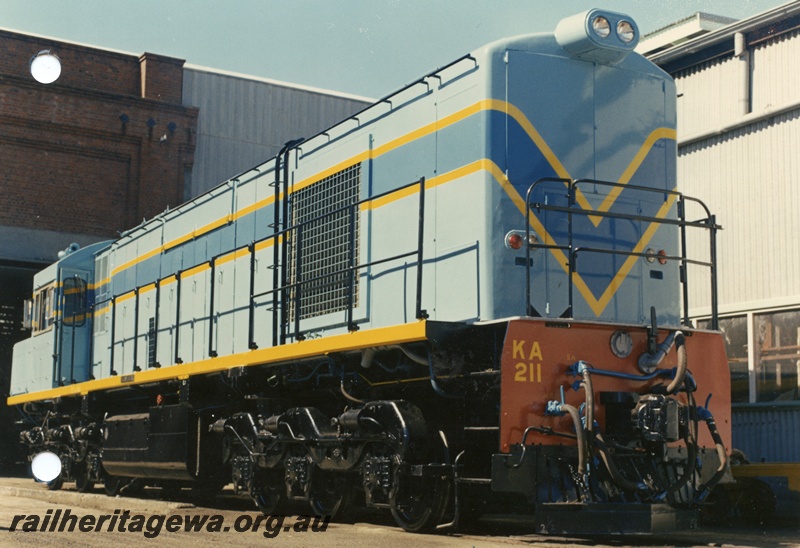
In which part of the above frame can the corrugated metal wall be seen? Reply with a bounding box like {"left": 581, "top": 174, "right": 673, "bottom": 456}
{"left": 732, "top": 404, "right": 800, "bottom": 462}
{"left": 675, "top": 55, "right": 740, "bottom": 137}
{"left": 680, "top": 113, "right": 800, "bottom": 312}
{"left": 752, "top": 29, "right": 800, "bottom": 112}
{"left": 182, "top": 68, "right": 371, "bottom": 198}
{"left": 674, "top": 28, "right": 800, "bottom": 316}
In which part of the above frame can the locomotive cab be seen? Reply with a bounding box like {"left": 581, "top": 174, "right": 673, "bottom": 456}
{"left": 11, "top": 241, "right": 109, "bottom": 395}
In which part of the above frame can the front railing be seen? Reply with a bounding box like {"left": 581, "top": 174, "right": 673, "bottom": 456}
{"left": 524, "top": 178, "right": 720, "bottom": 328}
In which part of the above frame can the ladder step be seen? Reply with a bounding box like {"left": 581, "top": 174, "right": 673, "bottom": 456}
{"left": 458, "top": 478, "right": 492, "bottom": 485}
{"left": 466, "top": 370, "right": 501, "bottom": 377}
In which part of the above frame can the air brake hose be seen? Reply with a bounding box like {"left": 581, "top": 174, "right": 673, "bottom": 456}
{"left": 582, "top": 368, "right": 594, "bottom": 435}
{"left": 576, "top": 364, "right": 647, "bottom": 492}
{"left": 560, "top": 403, "right": 587, "bottom": 476}
{"left": 693, "top": 406, "right": 728, "bottom": 502}
{"left": 594, "top": 432, "right": 649, "bottom": 492}
{"left": 667, "top": 388, "right": 698, "bottom": 498}
{"left": 636, "top": 331, "right": 686, "bottom": 395}
{"left": 665, "top": 332, "right": 687, "bottom": 395}
{"left": 550, "top": 374, "right": 588, "bottom": 476}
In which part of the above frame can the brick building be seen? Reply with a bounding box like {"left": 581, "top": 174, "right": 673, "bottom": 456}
{"left": 0, "top": 22, "right": 372, "bottom": 473}
{"left": 0, "top": 32, "right": 198, "bottom": 258}
{"left": 0, "top": 29, "right": 198, "bottom": 472}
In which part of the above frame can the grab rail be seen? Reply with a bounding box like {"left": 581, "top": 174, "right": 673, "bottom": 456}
{"left": 523, "top": 178, "right": 720, "bottom": 328}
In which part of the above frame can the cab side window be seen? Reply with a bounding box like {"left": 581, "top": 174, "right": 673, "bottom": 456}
{"left": 25, "top": 284, "right": 56, "bottom": 334}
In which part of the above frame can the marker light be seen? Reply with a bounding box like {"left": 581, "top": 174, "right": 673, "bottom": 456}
{"left": 506, "top": 232, "right": 524, "bottom": 250}
{"left": 504, "top": 230, "right": 540, "bottom": 250}
{"left": 645, "top": 248, "right": 656, "bottom": 263}
{"left": 30, "top": 50, "right": 61, "bottom": 84}
{"left": 617, "top": 20, "right": 636, "bottom": 43}
{"left": 657, "top": 250, "right": 668, "bottom": 265}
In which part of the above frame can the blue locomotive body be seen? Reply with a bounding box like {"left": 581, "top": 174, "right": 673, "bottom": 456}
{"left": 9, "top": 10, "right": 730, "bottom": 535}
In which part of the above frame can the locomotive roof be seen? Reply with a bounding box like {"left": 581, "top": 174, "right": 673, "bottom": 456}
{"left": 107, "top": 10, "right": 662, "bottom": 252}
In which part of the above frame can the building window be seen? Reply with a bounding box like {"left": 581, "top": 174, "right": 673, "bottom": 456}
{"left": 754, "top": 309, "right": 800, "bottom": 402}
{"left": 716, "top": 315, "right": 749, "bottom": 403}
{"left": 703, "top": 307, "right": 800, "bottom": 404}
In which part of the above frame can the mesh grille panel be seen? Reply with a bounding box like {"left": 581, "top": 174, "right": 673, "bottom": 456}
{"left": 289, "top": 164, "right": 360, "bottom": 320}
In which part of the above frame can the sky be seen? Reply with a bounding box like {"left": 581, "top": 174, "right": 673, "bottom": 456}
{"left": 1, "top": 0, "right": 789, "bottom": 98}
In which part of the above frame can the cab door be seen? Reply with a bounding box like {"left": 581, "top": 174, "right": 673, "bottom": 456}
{"left": 58, "top": 268, "right": 90, "bottom": 384}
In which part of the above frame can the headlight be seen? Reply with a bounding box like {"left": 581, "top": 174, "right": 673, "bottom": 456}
{"left": 617, "top": 20, "right": 636, "bottom": 43}
{"left": 592, "top": 16, "right": 611, "bottom": 38}
{"left": 555, "top": 9, "right": 640, "bottom": 64}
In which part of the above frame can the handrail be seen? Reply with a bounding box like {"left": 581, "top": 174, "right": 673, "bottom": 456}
{"left": 249, "top": 177, "right": 427, "bottom": 343}
{"left": 99, "top": 175, "right": 427, "bottom": 370}
{"left": 525, "top": 178, "right": 571, "bottom": 315}
{"left": 523, "top": 178, "right": 720, "bottom": 326}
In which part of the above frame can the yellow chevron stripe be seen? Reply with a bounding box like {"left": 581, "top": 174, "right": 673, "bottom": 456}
{"left": 356, "top": 157, "right": 676, "bottom": 317}
{"left": 484, "top": 159, "right": 675, "bottom": 316}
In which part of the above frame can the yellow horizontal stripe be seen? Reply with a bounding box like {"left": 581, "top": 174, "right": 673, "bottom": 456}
{"left": 7, "top": 321, "right": 428, "bottom": 405}
{"left": 235, "top": 196, "right": 275, "bottom": 221}
{"left": 111, "top": 248, "right": 161, "bottom": 278}
{"left": 139, "top": 282, "right": 156, "bottom": 295}
{"left": 181, "top": 262, "right": 210, "bottom": 279}
{"left": 104, "top": 100, "right": 498, "bottom": 280}
{"left": 98, "top": 99, "right": 674, "bottom": 320}
{"left": 114, "top": 291, "right": 136, "bottom": 305}
{"left": 216, "top": 246, "right": 251, "bottom": 267}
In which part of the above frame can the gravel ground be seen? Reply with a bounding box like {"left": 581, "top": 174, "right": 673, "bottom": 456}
{"left": 1, "top": 477, "right": 798, "bottom": 548}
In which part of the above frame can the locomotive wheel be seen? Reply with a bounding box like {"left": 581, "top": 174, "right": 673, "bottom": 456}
{"left": 46, "top": 474, "right": 64, "bottom": 491}
{"left": 104, "top": 476, "right": 123, "bottom": 496}
{"left": 75, "top": 471, "right": 94, "bottom": 493}
{"left": 252, "top": 470, "right": 283, "bottom": 515}
{"left": 74, "top": 458, "right": 94, "bottom": 493}
{"left": 309, "top": 469, "right": 354, "bottom": 518}
{"left": 390, "top": 470, "right": 451, "bottom": 533}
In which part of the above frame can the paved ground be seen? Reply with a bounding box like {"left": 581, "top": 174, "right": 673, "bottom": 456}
{"left": 0, "top": 477, "right": 798, "bottom": 547}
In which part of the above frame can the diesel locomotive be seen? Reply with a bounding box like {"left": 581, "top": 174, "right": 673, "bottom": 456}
{"left": 8, "top": 9, "right": 731, "bottom": 534}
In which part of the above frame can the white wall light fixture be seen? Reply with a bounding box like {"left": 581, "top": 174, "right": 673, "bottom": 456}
{"left": 30, "top": 50, "right": 62, "bottom": 84}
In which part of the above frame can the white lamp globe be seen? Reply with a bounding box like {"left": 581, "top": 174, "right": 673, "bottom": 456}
{"left": 30, "top": 50, "right": 62, "bottom": 84}
{"left": 31, "top": 451, "right": 62, "bottom": 482}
